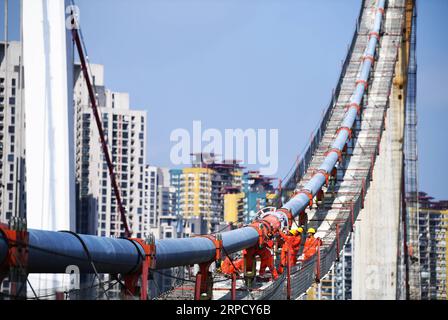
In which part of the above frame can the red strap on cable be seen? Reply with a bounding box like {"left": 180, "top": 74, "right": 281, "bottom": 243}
{"left": 126, "top": 238, "right": 155, "bottom": 300}
{"left": 363, "top": 54, "right": 375, "bottom": 64}
{"left": 336, "top": 126, "right": 352, "bottom": 140}
{"left": 325, "top": 148, "right": 343, "bottom": 163}
{"left": 356, "top": 79, "right": 369, "bottom": 90}
{"left": 369, "top": 31, "right": 380, "bottom": 41}
{"left": 0, "top": 223, "right": 28, "bottom": 273}
{"left": 293, "top": 189, "right": 313, "bottom": 208}
{"left": 198, "top": 234, "right": 223, "bottom": 261}
{"left": 315, "top": 169, "right": 330, "bottom": 186}
{"left": 346, "top": 102, "right": 361, "bottom": 115}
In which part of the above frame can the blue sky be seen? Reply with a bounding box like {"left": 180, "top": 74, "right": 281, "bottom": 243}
{"left": 1, "top": 0, "right": 447, "bottom": 200}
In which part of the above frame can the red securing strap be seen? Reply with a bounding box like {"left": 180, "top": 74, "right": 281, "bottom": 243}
{"left": 124, "top": 238, "right": 156, "bottom": 300}
{"left": 132, "top": 238, "right": 156, "bottom": 268}
{"left": 325, "top": 148, "right": 343, "bottom": 163}
{"left": 377, "top": 7, "right": 385, "bottom": 16}
{"left": 369, "top": 31, "right": 380, "bottom": 41}
{"left": 0, "top": 223, "right": 28, "bottom": 274}
{"left": 293, "top": 189, "right": 313, "bottom": 208}
{"left": 363, "top": 54, "right": 375, "bottom": 64}
{"left": 345, "top": 102, "right": 361, "bottom": 115}
{"left": 248, "top": 224, "right": 264, "bottom": 248}
{"left": 199, "top": 234, "right": 223, "bottom": 261}
{"left": 315, "top": 239, "right": 322, "bottom": 283}
{"left": 316, "top": 169, "right": 330, "bottom": 186}
{"left": 356, "top": 79, "right": 369, "bottom": 90}
{"left": 336, "top": 126, "right": 352, "bottom": 140}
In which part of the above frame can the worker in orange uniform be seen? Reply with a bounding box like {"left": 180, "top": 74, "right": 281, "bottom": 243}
{"left": 256, "top": 240, "right": 278, "bottom": 280}
{"left": 302, "top": 228, "right": 322, "bottom": 261}
{"left": 278, "top": 226, "right": 303, "bottom": 274}
{"left": 220, "top": 256, "right": 244, "bottom": 275}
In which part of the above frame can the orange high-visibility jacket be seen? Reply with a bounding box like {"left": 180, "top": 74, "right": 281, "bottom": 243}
{"left": 280, "top": 232, "right": 302, "bottom": 266}
{"left": 255, "top": 246, "right": 277, "bottom": 279}
{"left": 303, "top": 236, "right": 322, "bottom": 260}
{"left": 221, "top": 257, "right": 244, "bottom": 275}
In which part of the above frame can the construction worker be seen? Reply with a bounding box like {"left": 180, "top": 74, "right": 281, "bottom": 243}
{"left": 255, "top": 240, "right": 278, "bottom": 280}
{"left": 220, "top": 256, "right": 244, "bottom": 275}
{"left": 315, "top": 189, "right": 324, "bottom": 209}
{"left": 303, "top": 228, "right": 322, "bottom": 261}
{"left": 329, "top": 168, "right": 337, "bottom": 196}
{"left": 278, "top": 226, "right": 303, "bottom": 274}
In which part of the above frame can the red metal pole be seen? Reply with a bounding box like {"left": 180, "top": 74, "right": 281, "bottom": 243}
{"left": 231, "top": 273, "right": 236, "bottom": 300}
{"left": 194, "top": 273, "right": 202, "bottom": 300}
{"left": 71, "top": 27, "right": 131, "bottom": 237}
{"left": 140, "top": 259, "right": 149, "bottom": 300}
{"left": 315, "top": 240, "right": 321, "bottom": 283}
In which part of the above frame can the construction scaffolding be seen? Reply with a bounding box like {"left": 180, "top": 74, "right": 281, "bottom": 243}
{"left": 401, "top": 2, "right": 421, "bottom": 300}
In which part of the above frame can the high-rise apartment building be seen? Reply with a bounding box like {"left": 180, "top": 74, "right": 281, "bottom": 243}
{"left": 74, "top": 63, "right": 147, "bottom": 238}
{"left": 144, "top": 166, "right": 177, "bottom": 240}
{"left": 418, "top": 192, "right": 448, "bottom": 300}
{"left": 223, "top": 192, "right": 244, "bottom": 224}
{"left": 157, "top": 186, "right": 177, "bottom": 239}
{"left": 180, "top": 167, "right": 214, "bottom": 236}
{"left": 144, "top": 165, "right": 158, "bottom": 236}
{"left": 0, "top": 41, "right": 25, "bottom": 223}
{"left": 169, "top": 169, "right": 183, "bottom": 236}
{"left": 179, "top": 153, "right": 244, "bottom": 235}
